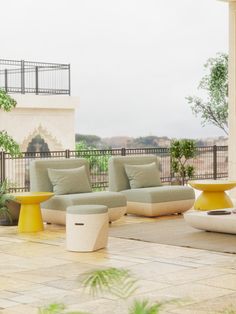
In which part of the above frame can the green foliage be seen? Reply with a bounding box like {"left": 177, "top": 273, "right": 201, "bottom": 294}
{"left": 0, "top": 130, "right": 21, "bottom": 156}
{"left": 129, "top": 299, "right": 163, "bottom": 314}
{"left": 0, "top": 180, "right": 15, "bottom": 224}
{"left": 81, "top": 267, "right": 138, "bottom": 299}
{"left": 187, "top": 52, "right": 228, "bottom": 134}
{"left": 0, "top": 89, "right": 17, "bottom": 112}
{"left": 75, "top": 134, "right": 102, "bottom": 148}
{"left": 38, "top": 303, "right": 66, "bottom": 314}
{"left": 76, "top": 141, "right": 110, "bottom": 173}
{"left": 0, "top": 90, "right": 21, "bottom": 156}
{"left": 38, "top": 302, "right": 90, "bottom": 314}
{"left": 170, "top": 139, "right": 197, "bottom": 185}
{"left": 38, "top": 267, "right": 172, "bottom": 314}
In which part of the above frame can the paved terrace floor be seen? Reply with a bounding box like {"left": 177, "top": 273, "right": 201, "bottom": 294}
{"left": 1, "top": 215, "right": 236, "bottom": 314}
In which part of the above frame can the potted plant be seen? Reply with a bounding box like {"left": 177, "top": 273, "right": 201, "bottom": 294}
{"left": 0, "top": 180, "right": 19, "bottom": 225}
{"left": 170, "top": 139, "right": 197, "bottom": 185}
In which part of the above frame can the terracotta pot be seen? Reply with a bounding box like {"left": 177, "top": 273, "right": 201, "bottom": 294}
{"left": 6, "top": 200, "right": 20, "bottom": 221}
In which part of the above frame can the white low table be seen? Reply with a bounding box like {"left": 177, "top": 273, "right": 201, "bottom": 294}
{"left": 184, "top": 209, "right": 236, "bottom": 234}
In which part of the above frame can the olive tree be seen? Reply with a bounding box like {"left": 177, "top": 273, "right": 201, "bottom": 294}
{"left": 170, "top": 139, "right": 197, "bottom": 185}
{"left": 186, "top": 53, "right": 228, "bottom": 135}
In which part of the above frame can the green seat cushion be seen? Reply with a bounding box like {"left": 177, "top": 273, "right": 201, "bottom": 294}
{"left": 42, "top": 191, "right": 126, "bottom": 211}
{"left": 67, "top": 205, "right": 108, "bottom": 215}
{"left": 47, "top": 166, "right": 92, "bottom": 195}
{"left": 121, "top": 186, "right": 195, "bottom": 204}
{"left": 125, "top": 162, "right": 161, "bottom": 189}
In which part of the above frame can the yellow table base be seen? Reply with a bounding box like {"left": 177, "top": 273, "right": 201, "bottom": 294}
{"left": 194, "top": 191, "right": 234, "bottom": 211}
{"left": 18, "top": 203, "right": 44, "bottom": 232}
{"left": 13, "top": 192, "right": 54, "bottom": 233}
{"left": 189, "top": 180, "right": 236, "bottom": 211}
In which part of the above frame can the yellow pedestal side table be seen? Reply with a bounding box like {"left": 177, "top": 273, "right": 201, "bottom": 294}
{"left": 188, "top": 180, "right": 236, "bottom": 211}
{"left": 13, "top": 192, "right": 54, "bottom": 232}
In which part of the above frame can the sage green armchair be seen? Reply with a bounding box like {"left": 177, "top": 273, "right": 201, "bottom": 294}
{"left": 108, "top": 155, "right": 195, "bottom": 217}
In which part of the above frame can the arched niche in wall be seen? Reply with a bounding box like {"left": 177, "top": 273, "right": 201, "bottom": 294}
{"left": 21, "top": 124, "right": 63, "bottom": 152}
{"left": 25, "top": 134, "right": 52, "bottom": 189}
{"left": 21, "top": 125, "right": 63, "bottom": 189}
{"left": 26, "top": 134, "right": 51, "bottom": 157}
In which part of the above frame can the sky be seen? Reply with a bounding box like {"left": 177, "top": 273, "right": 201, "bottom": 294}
{"left": 1, "top": 0, "right": 228, "bottom": 139}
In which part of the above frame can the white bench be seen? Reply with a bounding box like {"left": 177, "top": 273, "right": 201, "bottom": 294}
{"left": 184, "top": 209, "right": 236, "bottom": 234}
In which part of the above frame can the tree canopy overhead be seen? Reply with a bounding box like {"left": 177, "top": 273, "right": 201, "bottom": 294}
{"left": 187, "top": 53, "right": 228, "bottom": 135}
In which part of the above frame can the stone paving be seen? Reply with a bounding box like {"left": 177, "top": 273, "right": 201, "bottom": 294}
{"left": 1, "top": 215, "right": 236, "bottom": 313}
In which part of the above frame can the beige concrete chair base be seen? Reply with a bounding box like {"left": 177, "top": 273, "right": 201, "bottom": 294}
{"left": 108, "top": 206, "right": 126, "bottom": 222}
{"left": 42, "top": 208, "right": 66, "bottom": 225}
{"left": 42, "top": 206, "right": 127, "bottom": 225}
{"left": 126, "top": 199, "right": 194, "bottom": 217}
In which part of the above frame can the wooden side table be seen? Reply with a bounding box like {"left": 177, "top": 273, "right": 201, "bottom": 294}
{"left": 13, "top": 192, "right": 54, "bottom": 232}
{"left": 188, "top": 180, "right": 236, "bottom": 211}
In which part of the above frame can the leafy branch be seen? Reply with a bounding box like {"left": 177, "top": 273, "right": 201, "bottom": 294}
{"left": 0, "top": 90, "right": 21, "bottom": 156}
{"left": 187, "top": 52, "right": 228, "bottom": 135}
{"left": 0, "top": 89, "right": 17, "bottom": 111}
{"left": 0, "top": 130, "right": 21, "bottom": 156}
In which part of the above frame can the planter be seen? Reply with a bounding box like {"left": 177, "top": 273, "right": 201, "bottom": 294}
{"left": 6, "top": 199, "right": 20, "bottom": 221}
{"left": 0, "top": 211, "right": 18, "bottom": 226}
{"left": 0, "top": 218, "right": 18, "bottom": 226}
{"left": 0, "top": 200, "right": 20, "bottom": 226}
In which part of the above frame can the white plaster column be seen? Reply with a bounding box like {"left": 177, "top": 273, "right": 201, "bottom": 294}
{"left": 226, "top": 1, "right": 236, "bottom": 195}
{"left": 222, "top": 0, "right": 236, "bottom": 196}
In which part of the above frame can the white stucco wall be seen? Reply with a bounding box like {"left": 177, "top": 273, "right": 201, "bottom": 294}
{"left": 0, "top": 94, "right": 79, "bottom": 151}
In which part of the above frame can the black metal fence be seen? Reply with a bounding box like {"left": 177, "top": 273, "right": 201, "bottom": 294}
{"left": 0, "top": 59, "right": 70, "bottom": 95}
{"left": 0, "top": 145, "right": 228, "bottom": 192}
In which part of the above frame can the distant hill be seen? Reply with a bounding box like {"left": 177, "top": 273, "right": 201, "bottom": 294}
{"left": 102, "top": 136, "right": 133, "bottom": 148}
{"left": 75, "top": 134, "right": 228, "bottom": 149}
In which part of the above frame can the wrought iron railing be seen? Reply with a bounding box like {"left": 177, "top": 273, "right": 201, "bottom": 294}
{"left": 0, "top": 59, "right": 70, "bottom": 95}
{"left": 0, "top": 145, "right": 228, "bottom": 192}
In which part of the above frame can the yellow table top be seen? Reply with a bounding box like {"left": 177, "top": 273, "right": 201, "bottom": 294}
{"left": 12, "top": 192, "right": 54, "bottom": 204}
{"left": 188, "top": 180, "right": 236, "bottom": 192}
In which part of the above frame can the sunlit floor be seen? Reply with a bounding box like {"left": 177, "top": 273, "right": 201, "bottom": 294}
{"left": 1, "top": 214, "right": 236, "bottom": 314}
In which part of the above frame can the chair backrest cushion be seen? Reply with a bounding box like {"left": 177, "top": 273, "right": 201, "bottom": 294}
{"left": 47, "top": 166, "right": 92, "bottom": 195}
{"left": 108, "top": 155, "right": 161, "bottom": 192}
{"left": 30, "top": 158, "right": 91, "bottom": 192}
{"left": 124, "top": 162, "right": 161, "bottom": 189}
